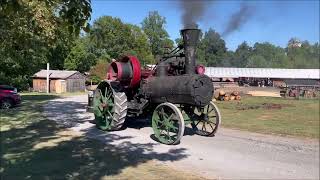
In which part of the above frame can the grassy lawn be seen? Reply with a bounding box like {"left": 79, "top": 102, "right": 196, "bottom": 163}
{"left": 215, "top": 96, "right": 320, "bottom": 139}
{"left": 0, "top": 93, "right": 203, "bottom": 179}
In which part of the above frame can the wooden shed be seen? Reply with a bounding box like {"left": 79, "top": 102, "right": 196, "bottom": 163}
{"left": 32, "top": 70, "right": 86, "bottom": 93}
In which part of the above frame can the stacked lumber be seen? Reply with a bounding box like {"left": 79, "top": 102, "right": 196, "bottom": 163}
{"left": 214, "top": 90, "right": 241, "bottom": 101}
{"left": 246, "top": 91, "right": 281, "bottom": 97}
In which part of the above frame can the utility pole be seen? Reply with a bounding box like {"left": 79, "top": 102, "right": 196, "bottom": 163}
{"left": 46, "top": 63, "right": 50, "bottom": 94}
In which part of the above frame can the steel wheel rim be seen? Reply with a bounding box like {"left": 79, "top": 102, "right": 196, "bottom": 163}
{"left": 190, "top": 102, "right": 221, "bottom": 136}
{"left": 152, "top": 103, "right": 184, "bottom": 145}
{"left": 1, "top": 102, "right": 11, "bottom": 109}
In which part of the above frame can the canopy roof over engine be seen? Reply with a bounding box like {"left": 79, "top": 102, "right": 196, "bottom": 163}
{"left": 205, "top": 67, "right": 320, "bottom": 79}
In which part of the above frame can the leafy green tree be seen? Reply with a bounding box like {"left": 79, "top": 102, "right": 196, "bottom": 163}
{"left": 88, "top": 60, "right": 109, "bottom": 84}
{"left": 246, "top": 55, "right": 268, "bottom": 68}
{"left": 127, "top": 25, "right": 154, "bottom": 65}
{"left": 88, "top": 16, "right": 153, "bottom": 65}
{"left": 0, "top": 0, "right": 92, "bottom": 90}
{"left": 232, "top": 41, "right": 252, "bottom": 67}
{"left": 175, "top": 38, "right": 183, "bottom": 46}
{"left": 197, "top": 28, "right": 227, "bottom": 66}
{"left": 286, "top": 40, "right": 319, "bottom": 68}
{"left": 89, "top": 16, "right": 131, "bottom": 58}
{"left": 64, "top": 38, "right": 96, "bottom": 72}
{"left": 141, "top": 11, "right": 174, "bottom": 58}
{"left": 252, "top": 42, "right": 288, "bottom": 68}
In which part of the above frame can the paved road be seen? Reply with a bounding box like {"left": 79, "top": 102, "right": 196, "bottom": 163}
{"left": 44, "top": 95, "right": 319, "bottom": 179}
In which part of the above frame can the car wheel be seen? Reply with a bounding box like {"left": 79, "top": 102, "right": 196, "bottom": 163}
{"left": 1, "top": 99, "right": 13, "bottom": 109}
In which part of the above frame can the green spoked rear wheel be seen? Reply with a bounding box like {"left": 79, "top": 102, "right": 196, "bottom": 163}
{"left": 185, "top": 101, "right": 221, "bottom": 137}
{"left": 93, "top": 81, "right": 127, "bottom": 131}
{"left": 152, "top": 102, "right": 185, "bottom": 145}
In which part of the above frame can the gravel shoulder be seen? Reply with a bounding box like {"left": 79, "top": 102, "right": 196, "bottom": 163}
{"left": 44, "top": 95, "right": 319, "bottom": 179}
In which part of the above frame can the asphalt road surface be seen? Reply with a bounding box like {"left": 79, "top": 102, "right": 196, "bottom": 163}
{"left": 44, "top": 95, "right": 319, "bottom": 179}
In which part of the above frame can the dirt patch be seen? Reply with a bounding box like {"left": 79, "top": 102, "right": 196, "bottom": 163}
{"left": 236, "top": 103, "right": 294, "bottom": 110}
{"left": 258, "top": 114, "right": 274, "bottom": 120}
{"left": 262, "top": 103, "right": 282, "bottom": 110}
{"left": 236, "top": 105, "right": 261, "bottom": 110}
{"left": 262, "top": 103, "right": 294, "bottom": 110}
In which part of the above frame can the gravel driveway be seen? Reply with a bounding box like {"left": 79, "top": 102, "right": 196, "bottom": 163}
{"left": 44, "top": 95, "right": 319, "bottom": 179}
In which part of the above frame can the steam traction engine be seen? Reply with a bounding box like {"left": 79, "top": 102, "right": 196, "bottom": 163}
{"left": 93, "top": 29, "right": 221, "bottom": 145}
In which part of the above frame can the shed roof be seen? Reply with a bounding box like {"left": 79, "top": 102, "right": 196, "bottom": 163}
{"left": 205, "top": 67, "right": 320, "bottom": 79}
{"left": 33, "top": 70, "right": 79, "bottom": 79}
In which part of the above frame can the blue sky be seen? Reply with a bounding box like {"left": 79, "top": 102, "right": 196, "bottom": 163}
{"left": 91, "top": 0, "right": 319, "bottom": 51}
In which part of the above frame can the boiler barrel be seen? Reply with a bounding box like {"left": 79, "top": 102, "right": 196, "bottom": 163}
{"left": 142, "top": 74, "right": 213, "bottom": 106}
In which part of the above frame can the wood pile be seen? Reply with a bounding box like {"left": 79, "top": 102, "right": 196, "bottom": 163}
{"left": 246, "top": 91, "right": 281, "bottom": 97}
{"left": 214, "top": 90, "right": 241, "bottom": 101}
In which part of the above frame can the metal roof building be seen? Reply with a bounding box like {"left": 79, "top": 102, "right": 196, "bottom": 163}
{"left": 32, "top": 70, "right": 86, "bottom": 93}
{"left": 33, "top": 70, "right": 79, "bottom": 79}
{"left": 205, "top": 67, "right": 320, "bottom": 79}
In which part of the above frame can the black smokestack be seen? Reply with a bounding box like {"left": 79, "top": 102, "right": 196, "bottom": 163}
{"left": 179, "top": 0, "right": 208, "bottom": 28}
{"left": 222, "top": 3, "right": 254, "bottom": 36}
{"left": 181, "top": 29, "right": 201, "bottom": 74}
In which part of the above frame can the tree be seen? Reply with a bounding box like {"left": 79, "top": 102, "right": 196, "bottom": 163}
{"left": 197, "top": 28, "right": 227, "bottom": 66}
{"left": 88, "top": 16, "right": 153, "bottom": 65}
{"left": 64, "top": 38, "right": 96, "bottom": 72}
{"left": 232, "top": 41, "right": 252, "bottom": 67}
{"left": 246, "top": 55, "right": 268, "bottom": 68}
{"left": 88, "top": 60, "right": 109, "bottom": 84}
{"left": 141, "top": 11, "right": 174, "bottom": 58}
{"left": 127, "top": 25, "right": 154, "bottom": 65}
{"left": 286, "top": 40, "right": 319, "bottom": 68}
{"left": 251, "top": 42, "right": 288, "bottom": 68}
{"left": 0, "top": 0, "right": 92, "bottom": 90}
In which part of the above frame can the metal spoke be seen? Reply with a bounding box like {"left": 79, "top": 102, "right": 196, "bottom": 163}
{"left": 201, "top": 122, "right": 205, "bottom": 131}
{"left": 160, "top": 107, "right": 165, "bottom": 119}
{"left": 166, "top": 130, "right": 171, "bottom": 141}
{"left": 106, "top": 110, "right": 113, "bottom": 118}
{"left": 167, "top": 114, "right": 173, "bottom": 121}
{"left": 104, "top": 87, "right": 108, "bottom": 98}
{"left": 106, "top": 92, "right": 113, "bottom": 100}
{"left": 208, "top": 108, "right": 214, "bottom": 114}
{"left": 209, "top": 123, "right": 215, "bottom": 131}
{"left": 207, "top": 106, "right": 211, "bottom": 113}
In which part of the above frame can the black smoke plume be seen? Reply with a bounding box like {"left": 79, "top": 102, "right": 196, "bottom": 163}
{"left": 179, "top": 0, "right": 209, "bottom": 29}
{"left": 222, "top": 3, "right": 254, "bottom": 36}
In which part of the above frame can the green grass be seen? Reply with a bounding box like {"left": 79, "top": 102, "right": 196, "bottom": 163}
{"left": 215, "top": 96, "right": 320, "bottom": 139}
{"left": 0, "top": 94, "right": 203, "bottom": 179}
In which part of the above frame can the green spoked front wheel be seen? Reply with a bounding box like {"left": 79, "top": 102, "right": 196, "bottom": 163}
{"left": 152, "top": 102, "right": 185, "bottom": 145}
{"left": 93, "top": 81, "right": 127, "bottom": 131}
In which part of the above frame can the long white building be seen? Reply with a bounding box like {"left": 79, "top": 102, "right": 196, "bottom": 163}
{"left": 205, "top": 67, "right": 320, "bottom": 79}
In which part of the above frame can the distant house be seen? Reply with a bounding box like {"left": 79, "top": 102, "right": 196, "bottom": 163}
{"left": 32, "top": 70, "right": 86, "bottom": 93}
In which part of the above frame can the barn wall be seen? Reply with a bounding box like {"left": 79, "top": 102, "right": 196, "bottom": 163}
{"left": 66, "top": 72, "right": 86, "bottom": 92}
{"left": 50, "top": 80, "right": 57, "bottom": 93}
{"left": 33, "top": 79, "right": 47, "bottom": 92}
{"left": 55, "top": 80, "right": 67, "bottom": 93}
{"left": 33, "top": 78, "right": 60, "bottom": 92}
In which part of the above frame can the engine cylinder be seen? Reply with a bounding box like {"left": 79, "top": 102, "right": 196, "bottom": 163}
{"left": 142, "top": 74, "right": 213, "bottom": 106}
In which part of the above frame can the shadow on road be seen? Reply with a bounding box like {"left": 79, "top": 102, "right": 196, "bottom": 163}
{"left": 1, "top": 98, "right": 189, "bottom": 179}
